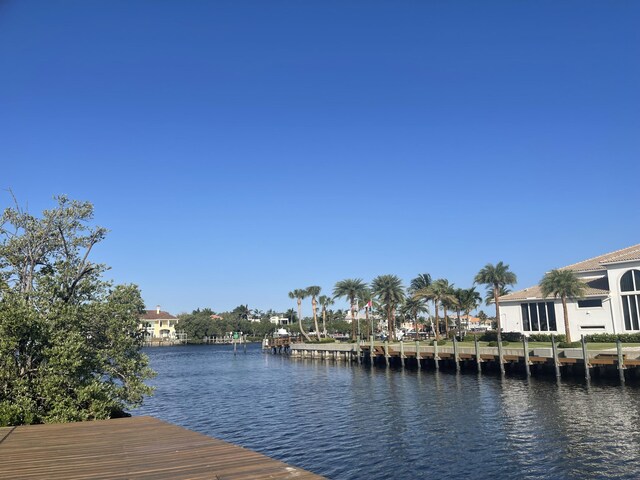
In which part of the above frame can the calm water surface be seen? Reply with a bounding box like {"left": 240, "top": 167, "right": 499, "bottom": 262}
{"left": 136, "top": 344, "right": 640, "bottom": 479}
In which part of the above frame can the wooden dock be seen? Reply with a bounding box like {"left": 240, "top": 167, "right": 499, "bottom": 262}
{"left": 0, "top": 416, "right": 324, "bottom": 480}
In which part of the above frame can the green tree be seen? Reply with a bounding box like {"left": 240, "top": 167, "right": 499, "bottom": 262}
{"left": 357, "top": 287, "right": 373, "bottom": 338}
{"left": 409, "top": 273, "right": 432, "bottom": 294}
{"left": 540, "top": 269, "right": 586, "bottom": 343}
{"left": 0, "top": 196, "right": 154, "bottom": 426}
{"left": 306, "top": 286, "right": 322, "bottom": 341}
{"left": 459, "top": 287, "right": 482, "bottom": 334}
{"left": 402, "top": 296, "right": 428, "bottom": 336}
{"left": 371, "top": 275, "right": 405, "bottom": 341}
{"left": 288, "top": 289, "right": 310, "bottom": 342}
{"left": 484, "top": 285, "right": 511, "bottom": 306}
{"left": 333, "top": 278, "right": 367, "bottom": 341}
{"left": 318, "top": 295, "right": 334, "bottom": 337}
{"left": 414, "top": 278, "right": 455, "bottom": 341}
{"left": 474, "top": 262, "right": 517, "bottom": 342}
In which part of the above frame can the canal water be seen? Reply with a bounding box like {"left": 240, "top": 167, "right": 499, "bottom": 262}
{"left": 136, "top": 343, "right": 640, "bottom": 479}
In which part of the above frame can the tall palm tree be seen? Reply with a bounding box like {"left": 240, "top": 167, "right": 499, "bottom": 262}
{"left": 485, "top": 285, "right": 511, "bottom": 306}
{"left": 371, "top": 275, "right": 405, "bottom": 341}
{"left": 318, "top": 295, "right": 334, "bottom": 337}
{"left": 409, "top": 273, "right": 432, "bottom": 294}
{"left": 333, "top": 278, "right": 367, "bottom": 341}
{"left": 474, "top": 262, "right": 517, "bottom": 342}
{"left": 403, "top": 296, "right": 428, "bottom": 337}
{"left": 306, "top": 286, "right": 322, "bottom": 341}
{"left": 457, "top": 287, "right": 482, "bottom": 336}
{"left": 436, "top": 279, "right": 456, "bottom": 336}
{"left": 288, "top": 289, "right": 311, "bottom": 342}
{"left": 540, "top": 269, "right": 586, "bottom": 343}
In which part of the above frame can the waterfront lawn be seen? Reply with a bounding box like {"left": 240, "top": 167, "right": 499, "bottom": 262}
{"left": 457, "top": 341, "right": 640, "bottom": 350}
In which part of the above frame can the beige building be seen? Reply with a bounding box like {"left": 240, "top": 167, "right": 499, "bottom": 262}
{"left": 140, "top": 306, "right": 179, "bottom": 339}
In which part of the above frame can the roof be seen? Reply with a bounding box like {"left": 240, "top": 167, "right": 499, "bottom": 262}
{"left": 560, "top": 244, "right": 640, "bottom": 273}
{"left": 500, "top": 276, "right": 610, "bottom": 302}
{"left": 140, "top": 310, "right": 177, "bottom": 320}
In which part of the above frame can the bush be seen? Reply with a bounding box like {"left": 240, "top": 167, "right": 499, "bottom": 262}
{"left": 487, "top": 341, "right": 510, "bottom": 347}
{"left": 583, "top": 333, "right": 640, "bottom": 343}
{"left": 557, "top": 341, "right": 581, "bottom": 348}
{"left": 527, "top": 333, "right": 566, "bottom": 343}
{"left": 430, "top": 340, "right": 447, "bottom": 346}
{"left": 478, "top": 331, "right": 522, "bottom": 342}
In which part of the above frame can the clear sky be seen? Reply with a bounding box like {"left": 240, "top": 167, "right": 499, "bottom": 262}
{"left": 1, "top": 1, "right": 639, "bottom": 315}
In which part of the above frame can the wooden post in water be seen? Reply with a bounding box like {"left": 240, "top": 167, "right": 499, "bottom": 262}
{"left": 233, "top": 339, "right": 237, "bottom": 356}
{"left": 243, "top": 335, "right": 247, "bottom": 354}
{"left": 617, "top": 339, "right": 625, "bottom": 383}
{"left": 384, "top": 341, "right": 390, "bottom": 367}
{"left": 453, "top": 337, "right": 460, "bottom": 372}
{"left": 356, "top": 340, "right": 362, "bottom": 365}
{"left": 581, "top": 335, "right": 590, "bottom": 380}
{"left": 400, "top": 340, "right": 405, "bottom": 368}
{"left": 434, "top": 340, "right": 439, "bottom": 370}
{"left": 474, "top": 335, "right": 481, "bottom": 373}
{"left": 551, "top": 334, "right": 561, "bottom": 377}
{"left": 416, "top": 340, "right": 421, "bottom": 369}
{"left": 522, "top": 335, "right": 531, "bottom": 377}
{"left": 370, "top": 335, "right": 375, "bottom": 366}
{"left": 497, "top": 336, "right": 505, "bottom": 375}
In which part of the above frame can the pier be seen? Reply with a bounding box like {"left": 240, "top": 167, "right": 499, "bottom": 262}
{"left": 267, "top": 337, "right": 640, "bottom": 380}
{"left": 0, "top": 416, "right": 323, "bottom": 480}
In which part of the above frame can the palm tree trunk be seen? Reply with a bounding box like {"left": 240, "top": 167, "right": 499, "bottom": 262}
{"left": 365, "top": 308, "right": 370, "bottom": 338}
{"left": 312, "top": 297, "right": 321, "bottom": 341}
{"left": 414, "top": 311, "right": 419, "bottom": 339}
{"left": 444, "top": 305, "right": 449, "bottom": 337}
{"left": 562, "top": 296, "right": 572, "bottom": 343}
{"left": 298, "top": 299, "right": 311, "bottom": 342}
{"left": 322, "top": 306, "right": 327, "bottom": 338}
{"left": 434, "top": 300, "right": 440, "bottom": 341}
{"left": 494, "top": 283, "right": 502, "bottom": 342}
{"left": 350, "top": 298, "right": 357, "bottom": 341}
{"left": 388, "top": 305, "right": 394, "bottom": 340}
{"left": 457, "top": 308, "right": 462, "bottom": 339}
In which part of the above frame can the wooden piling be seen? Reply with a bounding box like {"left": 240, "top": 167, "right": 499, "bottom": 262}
{"left": 384, "top": 341, "right": 390, "bottom": 367}
{"left": 370, "top": 335, "right": 375, "bottom": 366}
{"left": 453, "top": 337, "right": 460, "bottom": 372}
{"left": 400, "top": 340, "right": 405, "bottom": 368}
{"left": 617, "top": 339, "right": 625, "bottom": 383}
{"left": 581, "top": 335, "right": 590, "bottom": 380}
{"left": 551, "top": 334, "right": 561, "bottom": 377}
{"left": 497, "top": 336, "right": 505, "bottom": 375}
{"left": 416, "top": 340, "right": 421, "bottom": 369}
{"left": 356, "top": 341, "right": 362, "bottom": 364}
{"left": 474, "top": 335, "right": 481, "bottom": 373}
{"left": 522, "top": 335, "right": 531, "bottom": 377}
{"left": 434, "top": 340, "right": 439, "bottom": 370}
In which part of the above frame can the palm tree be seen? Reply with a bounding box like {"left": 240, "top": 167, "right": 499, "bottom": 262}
{"left": 415, "top": 279, "right": 455, "bottom": 341}
{"left": 485, "top": 285, "right": 511, "bottom": 305}
{"left": 540, "top": 269, "right": 586, "bottom": 343}
{"left": 474, "top": 262, "right": 517, "bottom": 342}
{"left": 403, "top": 296, "right": 428, "bottom": 337}
{"left": 333, "top": 278, "right": 367, "bottom": 341}
{"left": 288, "top": 289, "right": 311, "bottom": 342}
{"left": 318, "top": 295, "right": 334, "bottom": 337}
{"left": 436, "top": 280, "right": 456, "bottom": 336}
{"left": 306, "top": 286, "right": 322, "bottom": 341}
{"left": 409, "top": 273, "right": 432, "bottom": 294}
{"left": 357, "top": 287, "right": 373, "bottom": 338}
{"left": 371, "top": 275, "right": 405, "bottom": 341}
{"left": 457, "top": 287, "right": 482, "bottom": 336}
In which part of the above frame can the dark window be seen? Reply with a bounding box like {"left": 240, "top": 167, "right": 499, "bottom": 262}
{"left": 521, "top": 304, "right": 530, "bottom": 331}
{"left": 577, "top": 299, "right": 603, "bottom": 308}
{"left": 621, "top": 270, "right": 638, "bottom": 292}
{"left": 623, "top": 296, "right": 632, "bottom": 330}
{"left": 547, "top": 302, "right": 557, "bottom": 331}
{"left": 529, "top": 303, "right": 539, "bottom": 331}
{"left": 630, "top": 296, "right": 639, "bottom": 330}
{"left": 538, "top": 303, "right": 548, "bottom": 331}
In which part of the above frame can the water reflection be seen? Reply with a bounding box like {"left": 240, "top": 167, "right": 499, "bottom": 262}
{"left": 137, "top": 344, "right": 640, "bottom": 480}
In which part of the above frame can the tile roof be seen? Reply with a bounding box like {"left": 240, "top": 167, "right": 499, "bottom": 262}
{"left": 560, "top": 244, "right": 640, "bottom": 272}
{"left": 500, "top": 276, "right": 610, "bottom": 302}
{"left": 140, "top": 310, "right": 177, "bottom": 320}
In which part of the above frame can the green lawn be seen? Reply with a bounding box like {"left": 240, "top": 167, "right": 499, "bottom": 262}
{"left": 457, "top": 341, "right": 640, "bottom": 350}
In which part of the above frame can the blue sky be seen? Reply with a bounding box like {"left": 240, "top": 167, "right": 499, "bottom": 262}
{"left": 1, "top": 1, "right": 639, "bottom": 315}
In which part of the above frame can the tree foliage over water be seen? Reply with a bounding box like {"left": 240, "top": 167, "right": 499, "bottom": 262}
{"left": 0, "top": 195, "right": 154, "bottom": 426}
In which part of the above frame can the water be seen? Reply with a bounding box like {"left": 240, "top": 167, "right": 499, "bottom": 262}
{"left": 136, "top": 344, "right": 640, "bottom": 479}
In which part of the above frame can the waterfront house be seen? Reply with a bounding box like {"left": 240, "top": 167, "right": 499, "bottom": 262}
{"left": 500, "top": 244, "right": 640, "bottom": 339}
{"left": 140, "top": 306, "right": 179, "bottom": 339}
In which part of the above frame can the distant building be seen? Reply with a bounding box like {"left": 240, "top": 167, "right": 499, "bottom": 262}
{"left": 140, "top": 306, "right": 179, "bottom": 339}
{"left": 270, "top": 315, "right": 290, "bottom": 325}
{"left": 500, "top": 244, "right": 640, "bottom": 339}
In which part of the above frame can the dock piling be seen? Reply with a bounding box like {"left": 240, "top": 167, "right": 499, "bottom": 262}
{"left": 453, "top": 337, "right": 460, "bottom": 372}
{"left": 581, "top": 335, "right": 590, "bottom": 380}
{"left": 416, "top": 340, "right": 421, "bottom": 369}
{"left": 523, "top": 335, "right": 531, "bottom": 377}
{"left": 434, "top": 340, "right": 439, "bottom": 370}
{"left": 474, "top": 335, "right": 481, "bottom": 373}
{"left": 617, "top": 339, "right": 625, "bottom": 383}
{"left": 400, "top": 340, "right": 405, "bottom": 368}
{"left": 551, "top": 334, "right": 561, "bottom": 377}
{"left": 384, "top": 341, "right": 390, "bottom": 367}
{"left": 497, "top": 336, "right": 505, "bottom": 375}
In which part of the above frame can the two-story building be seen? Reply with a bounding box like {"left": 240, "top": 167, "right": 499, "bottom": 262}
{"left": 500, "top": 244, "right": 640, "bottom": 339}
{"left": 140, "top": 306, "right": 179, "bottom": 339}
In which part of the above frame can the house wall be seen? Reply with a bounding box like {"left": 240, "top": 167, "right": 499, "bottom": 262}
{"left": 606, "top": 261, "right": 640, "bottom": 334}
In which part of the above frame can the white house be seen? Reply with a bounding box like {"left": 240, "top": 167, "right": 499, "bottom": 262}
{"left": 500, "top": 244, "right": 640, "bottom": 339}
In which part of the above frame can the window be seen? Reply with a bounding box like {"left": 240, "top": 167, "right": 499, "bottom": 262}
{"left": 577, "top": 299, "right": 603, "bottom": 308}
{"left": 521, "top": 302, "right": 557, "bottom": 332}
{"left": 621, "top": 270, "right": 640, "bottom": 331}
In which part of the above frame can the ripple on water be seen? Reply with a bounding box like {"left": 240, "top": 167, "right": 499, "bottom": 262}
{"left": 136, "top": 345, "right": 640, "bottom": 480}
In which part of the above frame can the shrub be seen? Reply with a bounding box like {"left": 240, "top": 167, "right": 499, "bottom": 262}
{"left": 478, "top": 331, "right": 522, "bottom": 342}
{"left": 527, "top": 334, "right": 566, "bottom": 343}
{"left": 557, "top": 341, "right": 581, "bottom": 348}
{"left": 487, "top": 341, "right": 510, "bottom": 347}
{"left": 583, "top": 333, "right": 640, "bottom": 343}
{"left": 430, "top": 340, "right": 447, "bottom": 346}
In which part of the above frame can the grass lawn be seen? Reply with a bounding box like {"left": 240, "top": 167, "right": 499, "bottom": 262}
{"left": 457, "top": 341, "right": 640, "bottom": 350}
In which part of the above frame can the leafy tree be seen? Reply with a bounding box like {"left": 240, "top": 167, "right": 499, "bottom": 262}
{"left": 0, "top": 196, "right": 154, "bottom": 425}
{"left": 288, "top": 289, "right": 311, "bottom": 342}
{"left": 459, "top": 287, "right": 482, "bottom": 334}
{"left": 318, "top": 295, "right": 334, "bottom": 337}
{"left": 474, "top": 262, "right": 517, "bottom": 342}
{"left": 371, "top": 275, "right": 405, "bottom": 340}
{"left": 333, "top": 278, "right": 367, "bottom": 341}
{"left": 540, "top": 269, "right": 586, "bottom": 343}
{"left": 177, "top": 309, "right": 219, "bottom": 341}
{"left": 306, "top": 286, "right": 322, "bottom": 341}
{"left": 409, "top": 273, "right": 432, "bottom": 294}
{"left": 414, "top": 279, "right": 454, "bottom": 341}
{"left": 484, "top": 285, "right": 511, "bottom": 305}
{"left": 402, "top": 296, "right": 428, "bottom": 336}
{"left": 437, "top": 279, "right": 456, "bottom": 336}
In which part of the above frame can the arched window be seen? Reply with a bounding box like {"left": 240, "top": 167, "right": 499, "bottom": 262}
{"left": 621, "top": 270, "right": 640, "bottom": 330}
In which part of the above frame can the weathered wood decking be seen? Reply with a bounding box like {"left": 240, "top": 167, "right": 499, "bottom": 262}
{"left": 0, "top": 416, "right": 324, "bottom": 480}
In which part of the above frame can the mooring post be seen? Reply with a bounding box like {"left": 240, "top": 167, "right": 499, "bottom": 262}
{"left": 370, "top": 335, "right": 375, "bottom": 366}
{"left": 243, "top": 335, "right": 247, "bottom": 354}
{"left": 581, "top": 335, "right": 590, "bottom": 381}
{"left": 400, "top": 340, "right": 405, "bottom": 368}
{"left": 453, "top": 337, "right": 460, "bottom": 372}
{"left": 617, "top": 339, "right": 625, "bottom": 383}
{"left": 497, "top": 335, "right": 505, "bottom": 375}
{"left": 434, "top": 340, "right": 439, "bottom": 370}
{"left": 474, "top": 335, "right": 481, "bottom": 373}
{"left": 384, "top": 340, "right": 390, "bottom": 367}
{"left": 522, "top": 335, "right": 531, "bottom": 377}
{"left": 234, "top": 339, "right": 237, "bottom": 356}
{"left": 551, "top": 334, "right": 561, "bottom": 377}
{"left": 356, "top": 339, "right": 362, "bottom": 364}
{"left": 416, "top": 340, "right": 421, "bottom": 369}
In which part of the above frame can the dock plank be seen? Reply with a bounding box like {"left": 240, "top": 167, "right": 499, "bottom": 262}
{"left": 0, "top": 416, "right": 324, "bottom": 480}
